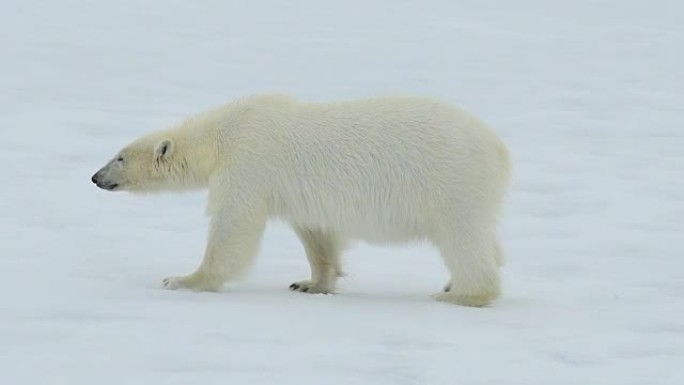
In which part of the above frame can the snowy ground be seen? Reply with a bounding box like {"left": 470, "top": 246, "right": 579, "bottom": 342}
{"left": 1, "top": 1, "right": 683, "bottom": 384}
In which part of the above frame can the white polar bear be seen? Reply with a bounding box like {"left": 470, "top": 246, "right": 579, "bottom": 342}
{"left": 92, "top": 94, "right": 511, "bottom": 307}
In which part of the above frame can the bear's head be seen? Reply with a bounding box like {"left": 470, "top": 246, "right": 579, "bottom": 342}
{"left": 91, "top": 136, "right": 178, "bottom": 193}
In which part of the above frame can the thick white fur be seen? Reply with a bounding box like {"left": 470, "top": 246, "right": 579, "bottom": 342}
{"left": 97, "top": 94, "right": 511, "bottom": 307}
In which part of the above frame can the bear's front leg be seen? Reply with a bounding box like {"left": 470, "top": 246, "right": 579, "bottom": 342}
{"left": 162, "top": 202, "right": 267, "bottom": 292}
{"left": 288, "top": 226, "right": 344, "bottom": 294}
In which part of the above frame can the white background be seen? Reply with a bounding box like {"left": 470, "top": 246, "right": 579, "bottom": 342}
{"left": 1, "top": 1, "right": 682, "bottom": 384}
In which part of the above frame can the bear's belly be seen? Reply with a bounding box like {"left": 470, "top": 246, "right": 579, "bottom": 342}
{"left": 271, "top": 193, "right": 431, "bottom": 244}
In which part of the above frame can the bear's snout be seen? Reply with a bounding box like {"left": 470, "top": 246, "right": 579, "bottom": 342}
{"left": 91, "top": 170, "right": 119, "bottom": 191}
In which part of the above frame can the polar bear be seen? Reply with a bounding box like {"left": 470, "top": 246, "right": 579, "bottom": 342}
{"left": 91, "top": 94, "right": 511, "bottom": 307}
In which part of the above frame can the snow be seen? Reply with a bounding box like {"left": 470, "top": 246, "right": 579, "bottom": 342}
{"left": 1, "top": 0, "right": 683, "bottom": 384}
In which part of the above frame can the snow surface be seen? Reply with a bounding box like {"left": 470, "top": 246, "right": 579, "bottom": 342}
{"left": 1, "top": 1, "right": 683, "bottom": 384}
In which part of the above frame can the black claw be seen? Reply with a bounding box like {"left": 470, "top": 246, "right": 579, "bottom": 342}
{"left": 302, "top": 287, "right": 309, "bottom": 293}
{"left": 289, "top": 283, "right": 299, "bottom": 290}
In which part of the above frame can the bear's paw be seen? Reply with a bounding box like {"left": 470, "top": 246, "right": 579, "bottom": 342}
{"left": 162, "top": 274, "right": 222, "bottom": 292}
{"left": 289, "top": 280, "right": 334, "bottom": 294}
{"left": 431, "top": 291, "right": 498, "bottom": 308}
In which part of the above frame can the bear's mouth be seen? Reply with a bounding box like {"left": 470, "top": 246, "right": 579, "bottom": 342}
{"left": 97, "top": 182, "right": 119, "bottom": 191}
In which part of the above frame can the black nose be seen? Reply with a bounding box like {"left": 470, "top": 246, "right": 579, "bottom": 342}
{"left": 91, "top": 173, "right": 98, "bottom": 184}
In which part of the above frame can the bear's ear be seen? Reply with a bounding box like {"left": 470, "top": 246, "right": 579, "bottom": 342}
{"left": 154, "top": 138, "right": 174, "bottom": 161}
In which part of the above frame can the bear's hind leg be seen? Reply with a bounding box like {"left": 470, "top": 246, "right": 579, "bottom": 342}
{"left": 441, "top": 237, "right": 503, "bottom": 293}
{"left": 431, "top": 228, "right": 501, "bottom": 307}
{"left": 289, "top": 226, "right": 344, "bottom": 294}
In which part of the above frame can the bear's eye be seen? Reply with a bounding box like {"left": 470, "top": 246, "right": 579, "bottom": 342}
{"left": 116, "top": 156, "right": 124, "bottom": 162}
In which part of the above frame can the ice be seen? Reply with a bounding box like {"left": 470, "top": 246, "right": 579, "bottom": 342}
{"left": 1, "top": 1, "right": 683, "bottom": 384}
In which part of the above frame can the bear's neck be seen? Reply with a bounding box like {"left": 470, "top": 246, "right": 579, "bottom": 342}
{"left": 159, "top": 123, "right": 219, "bottom": 191}
{"left": 176, "top": 137, "right": 219, "bottom": 190}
